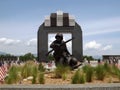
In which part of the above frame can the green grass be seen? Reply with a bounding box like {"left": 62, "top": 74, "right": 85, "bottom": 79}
{"left": 95, "top": 64, "right": 106, "bottom": 80}
{"left": 21, "top": 61, "right": 32, "bottom": 78}
{"left": 82, "top": 65, "right": 94, "bottom": 82}
{"left": 5, "top": 65, "right": 21, "bottom": 84}
{"left": 62, "top": 73, "right": 67, "bottom": 80}
{"left": 54, "top": 64, "right": 71, "bottom": 80}
{"left": 71, "top": 69, "right": 85, "bottom": 84}
{"left": 21, "top": 61, "right": 38, "bottom": 78}
{"left": 103, "top": 63, "right": 120, "bottom": 81}
{"left": 31, "top": 66, "right": 38, "bottom": 84}
{"left": 38, "top": 72, "right": 45, "bottom": 84}
{"left": 103, "top": 62, "right": 113, "bottom": 75}
{"left": 38, "top": 63, "right": 45, "bottom": 72}
{"left": 5, "top": 61, "right": 120, "bottom": 84}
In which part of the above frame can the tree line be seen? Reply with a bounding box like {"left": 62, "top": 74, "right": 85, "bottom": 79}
{"left": 0, "top": 53, "right": 36, "bottom": 62}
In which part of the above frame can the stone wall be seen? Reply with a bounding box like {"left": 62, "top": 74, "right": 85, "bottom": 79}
{"left": 1, "top": 83, "right": 120, "bottom": 90}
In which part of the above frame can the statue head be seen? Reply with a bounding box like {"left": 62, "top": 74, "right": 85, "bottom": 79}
{"left": 55, "top": 33, "right": 63, "bottom": 41}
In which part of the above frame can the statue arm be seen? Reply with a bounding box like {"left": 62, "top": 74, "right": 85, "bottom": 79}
{"left": 50, "top": 42, "right": 55, "bottom": 48}
{"left": 50, "top": 41, "right": 60, "bottom": 49}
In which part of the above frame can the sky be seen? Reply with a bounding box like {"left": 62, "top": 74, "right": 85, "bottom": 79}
{"left": 0, "top": 0, "right": 120, "bottom": 57}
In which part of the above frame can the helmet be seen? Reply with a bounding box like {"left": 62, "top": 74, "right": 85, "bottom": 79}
{"left": 55, "top": 33, "right": 63, "bottom": 40}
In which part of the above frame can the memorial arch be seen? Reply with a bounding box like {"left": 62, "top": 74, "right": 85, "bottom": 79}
{"left": 38, "top": 11, "right": 83, "bottom": 62}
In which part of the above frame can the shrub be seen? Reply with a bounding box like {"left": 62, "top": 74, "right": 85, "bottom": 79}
{"left": 38, "top": 72, "right": 45, "bottom": 84}
{"left": 71, "top": 69, "right": 80, "bottom": 84}
{"left": 32, "top": 75, "right": 36, "bottom": 84}
{"left": 103, "top": 62, "right": 120, "bottom": 79}
{"left": 32, "top": 66, "right": 38, "bottom": 84}
{"left": 111, "top": 65, "right": 120, "bottom": 75}
{"left": 83, "top": 65, "right": 94, "bottom": 82}
{"left": 21, "top": 61, "right": 37, "bottom": 78}
{"left": 5, "top": 65, "right": 21, "bottom": 84}
{"left": 71, "top": 69, "right": 85, "bottom": 84}
{"left": 95, "top": 65, "right": 106, "bottom": 80}
{"left": 21, "top": 61, "right": 31, "bottom": 78}
{"left": 54, "top": 64, "right": 70, "bottom": 79}
{"left": 111, "top": 65, "right": 120, "bottom": 81}
{"left": 32, "top": 65, "right": 38, "bottom": 77}
{"left": 79, "top": 72, "right": 86, "bottom": 84}
{"left": 117, "top": 72, "right": 120, "bottom": 81}
{"left": 38, "top": 63, "right": 45, "bottom": 72}
{"left": 104, "top": 62, "right": 109, "bottom": 70}
{"left": 103, "top": 62, "right": 112, "bottom": 74}
{"left": 62, "top": 73, "right": 67, "bottom": 80}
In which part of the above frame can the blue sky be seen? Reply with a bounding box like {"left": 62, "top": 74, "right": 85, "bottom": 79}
{"left": 0, "top": 0, "right": 120, "bottom": 56}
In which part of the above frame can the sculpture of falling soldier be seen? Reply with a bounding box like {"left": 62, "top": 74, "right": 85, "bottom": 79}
{"left": 46, "top": 33, "right": 82, "bottom": 69}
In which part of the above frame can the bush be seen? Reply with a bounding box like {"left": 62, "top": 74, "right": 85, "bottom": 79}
{"left": 95, "top": 65, "right": 106, "bottom": 80}
{"left": 21, "top": 61, "right": 38, "bottom": 78}
{"left": 111, "top": 65, "right": 120, "bottom": 81}
{"left": 38, "top": 63, "right": 45, "bottom": 72}
{"left": 79, "top": 72, "right": 86, "bottom": 84}
{"left": 5, "top": 65, "right": 21, "bottom": 84}
{"left": 117, "top": 72, "right": 120, "bottom": 81}
{"left": 38, "top": 72, "right": 45, "bottom": 84}
{"left": 103, "top": 62, "right": 112, "bottom": 74}
{"left": 32, "top": 75, "right": 36, "bottom": 84}
{"left": 5, "top": 61, "right": 39, "bottom": 84}
{"left": 83, "top": 65, "right": 94, "bottom": 82}
{"left": 111, "top": 65, "right": 120, "bottom": 75}
{"left": 54, "top": 64, "right": 70, "bottom": 79}
{"left": 62, "top": 73, "right": 67, "bottom": 80}
{"left": 32, "top": 65, "right": 38, "bottom": 77}
{"left": 21, "top": 61, "right": 31, "bottom": 78}
{"left": 71, "top": 69, "right": 85, "bottom": 84}
{"left": 32, "top": 66, "right": 38, "bottom": 84}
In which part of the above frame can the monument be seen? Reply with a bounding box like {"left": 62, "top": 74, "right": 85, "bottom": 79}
{"left": 38, "top": 11, "right": 83, "bottom": 62}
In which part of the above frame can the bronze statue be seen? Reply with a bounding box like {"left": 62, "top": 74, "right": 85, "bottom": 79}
{"left": 48, "top": 33, "right": 81, "bottom": 69}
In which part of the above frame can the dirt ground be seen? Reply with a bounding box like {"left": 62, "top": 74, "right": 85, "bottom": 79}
{"left": 21, "top": 70, "right": 120, "bottom": 85}
{"left": 0, "top": 71, "right": 120, "bottom": 85}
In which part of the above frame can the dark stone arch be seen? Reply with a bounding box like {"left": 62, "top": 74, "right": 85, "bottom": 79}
{"left": 37, "top": 11, "right": 83, "bottom": 62}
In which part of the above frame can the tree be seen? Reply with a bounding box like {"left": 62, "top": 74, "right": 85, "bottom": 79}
{"left": 19, "top": 53, "right": 35, "bottom": 62}
{"left": 83, "top": 55, "right": 94, "bottom": 61}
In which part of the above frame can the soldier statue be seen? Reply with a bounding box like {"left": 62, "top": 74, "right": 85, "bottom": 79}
{"left": 49, "top": 33, "right": 81, "bottom": 69}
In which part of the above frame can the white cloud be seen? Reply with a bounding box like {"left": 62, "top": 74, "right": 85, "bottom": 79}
{"left": 27, "top": 38, "right": 37, "bottom": 46}
{"left": 84, "top": 40, "right": 112, "bottom": 51}
{"left": 0, "top": 37, "right": 20, "bottom": 45}
{"left": 84, "top": 40, "right": 101, "bottom": 50}
{"left": 102, "top": 45, "right": 112, "bottom": 51}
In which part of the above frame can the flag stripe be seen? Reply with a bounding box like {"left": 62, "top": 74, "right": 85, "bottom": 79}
{"left": 0, "top": 65, "right": 7, "bottom": 81}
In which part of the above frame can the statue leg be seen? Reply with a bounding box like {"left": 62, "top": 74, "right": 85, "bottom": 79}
{"left": 54, "top": 54, "right": 60, "bottom": 66}
{"left": 69, "top": 57, "right": 78, "bottom": 67}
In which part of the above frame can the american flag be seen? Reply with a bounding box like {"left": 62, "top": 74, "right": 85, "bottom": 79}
{"left": 0, "top": 62, "right": 7, "bottom": 81}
